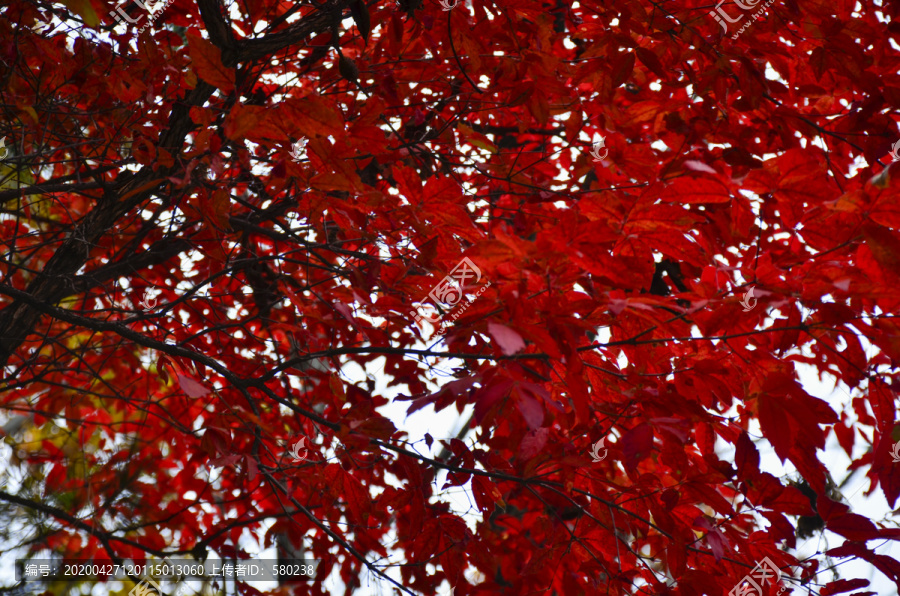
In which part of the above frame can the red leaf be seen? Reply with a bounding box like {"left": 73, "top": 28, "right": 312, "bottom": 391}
{"left": 245, "top": 455, "right": 258, "bottom": 482}
{"left": 279, "top": 96, "right": 345, "bottom": 138}
{"left": 341, "top": 469, "right": 372, "bottom": 526}
{"left": 473, "top": 377, "right": 513, "bottom": 424}
{"left": 518, "top": 427, "right": 549, "bottom": 461}
{"left": 821, "top": 579, "right": 871, "bottom": 595}
{"left": 635, "top": 47, "right": 666, "bottom": 80}
{"left": 735, "top": 431, "right": 761, "bottom": 479}
{"left": 650, "top": 417, "right": 691, "bottom": 442}
{"left": 487, "top": 322, "right": 526, "bottom": 355}
{"left": 177, "top": 374, "right": 208, "bottom": 398}
{"left": 210, "top": 453, "right": 240, "bottom": 467}
{"left": 472, "top": 475, "right": 505, "bottom": 513}
{"left": 660, "top": 177, "right": 732, "bottom": 204}
{"left": 693, "top": 516, "right": 729, "bottom": 562}
{"left": 186, "top": 30, "right": 235, "bottom": 92}
{"left": 610, "top": 51, "right": 636, "bottom": 89}
{"left": 223, "top": 103, "right": 265, "bottom": 142}
{"left": 757, "top": 394, "right": 794, "bottom": 462}
{"left": 826, "top": 513, "right": 879, "bottom": 541}
{"left": 863, "top": 223, "right": 900, "bottom": 279}
{"left": 683, "top": 160, "right": 717, "bottom": 174}
{"left": 515, "top": 388, "right": 544, "bottom": 430}
{"left": 621, "top": 424, "right": 653, "bottom": 469}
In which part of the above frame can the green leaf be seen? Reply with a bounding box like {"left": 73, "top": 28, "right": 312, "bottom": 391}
{"left": 0, "top": 161, "right": 34, "bottom": 192}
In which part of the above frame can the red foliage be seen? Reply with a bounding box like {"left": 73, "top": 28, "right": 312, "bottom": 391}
{"left": 0, "top": 0, "right": 899, "bottom": 593}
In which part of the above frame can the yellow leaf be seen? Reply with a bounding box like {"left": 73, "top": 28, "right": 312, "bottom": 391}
{"left": 17, "top": 105, "right": 39, "bottom": 125}
{"left": 62, "top": 0, "right": 100, "bottom": 27}
{"left": 490, "top": 484, "right": 507, "bottom": 508}
{"left": 0, "top": 162, "right": 34, "bottom": 192}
